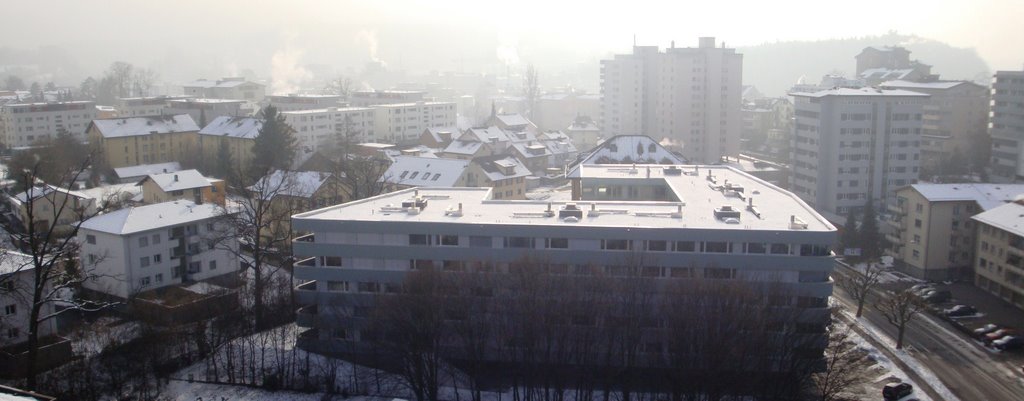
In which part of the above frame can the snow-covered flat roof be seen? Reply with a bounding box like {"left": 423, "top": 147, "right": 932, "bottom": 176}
{"left": 81, "top": 200, "right": 222, "bottom": 235}
{"left": 911, "top": 183, "right": 1024, "bottom": 211}
{"left": 0, "top": 249, "right": 34, "bottom": 275}
{"left": 790, "top": 87, "right": 930, "bottom": 98}
{"left": 880, "top": 80, "right": 976, "bottom": 90}
{"left": 297, "top": 164, "right": 835, "bottom": 232}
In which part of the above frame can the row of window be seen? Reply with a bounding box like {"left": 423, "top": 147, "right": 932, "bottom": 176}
{"left": 407, "top": 234, "right": 829, "bottom": 255}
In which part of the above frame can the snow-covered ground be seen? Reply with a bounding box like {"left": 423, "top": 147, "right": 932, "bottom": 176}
{"left": 839, "top": 308, "right": 961, "bottom": 401}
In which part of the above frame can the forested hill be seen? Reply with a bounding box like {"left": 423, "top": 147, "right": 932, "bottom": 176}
{"left": 739, "top": 32, "right": 991, "bottom": 97}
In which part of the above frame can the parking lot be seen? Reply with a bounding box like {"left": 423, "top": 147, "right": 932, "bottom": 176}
{"left": 887, "top": 279, "right": 1024, "bottom": 360}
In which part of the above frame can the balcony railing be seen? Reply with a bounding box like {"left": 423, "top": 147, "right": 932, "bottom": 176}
{"left": 295, "top": 233, "right": 315, "bottom": 243}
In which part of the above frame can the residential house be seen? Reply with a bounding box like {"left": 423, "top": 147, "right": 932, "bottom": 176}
{"left": 112, "top": 162, "right": 183, "bottom": 183}
{"left": 9, "top": 184, "right": 96, "bottom": 235}
{"left": 382, "top": 156, "right": 470, "bottom": 191}
{"left": 465, "top": 155, "right": 531, "bottom": 200}
{"left": 137, "top": 169, "right": 226, "bottom": 206}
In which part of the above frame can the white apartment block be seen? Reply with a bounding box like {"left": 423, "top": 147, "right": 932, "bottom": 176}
{"left": 114, "top": 96, "right": 191, "bottom": 118}
{"left": 266, "top": 94, "right": 344, "bottom": 112}
{"left": 973, "top": 201, "right": 1024, "bottom": 310}
{"left": 0, "top": 101, "right": 97, "bottom": 147}
{"left": 183, "top": 78, "right": 266, "bottom": 103}
{"left": 349, "top": 90, "right": 426, "bottom": 107}
{"left": 790, "top": 88, "right": 929, "bottom": 217}
{"left": 989, "top": 70, "right": 1024, "bottom": 182}
{"left": 165, "top": 99, "right": 245, "bottom": 126}
{"left": 282, "top": 107, "right": 375, "bottom": 153}
{"left": 600, "top": 37, "right": 743, "bottom": 163}
{"left": 372, "top": 101, "right": 458, "bottom": 144}
{"left": 879, "top": 80, "right": 989, "bottom": 165}
{"left": 1, "top": 251, "right": 57, "bottom": 347}
{"left": 78, "top": 201, "right": 238, "bottom": 300}
{"left": 292, "top": 165, "right": 835, "bottom": 362}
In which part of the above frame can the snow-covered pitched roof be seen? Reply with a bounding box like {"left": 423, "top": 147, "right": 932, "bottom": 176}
{"left": 507, "top": 130, "right": 538, "bottom": 143}
{"left": 0, "top": 249, "right": 34, "bottom": 275}
{"left": 460, "top": 126, "right": 509, "bottom": 144}
{"left": 858, "top": 68, "right": 917, "bottom": 81}
{"left": 911, "top": 183, "right": 1024, "bottom": 211}
{"left": 113, "top": 162, "right": 183, "bottom": 179}
{"left": 198, "top": 116, "right": 262, "bottom": 139}
{"left": 90, "top": 114, "right": 199, "bottom": 138}
{"left": 510, "top": 142, "right": 552, "bottom": 159}
{"left": 139, "top": 169, "right": 213, "bottom": 192}
{"left": 972, "top": 201, "right": 1024, "bottom": 235}
{"left": 383, "top": 156, "right": 469, "bottom": 187}
{"left": 443, "top": 140, "right": 485, "bottom": 156}
{"left": 423, "top": 126, "right": 458, "bottom": 144}
{"left": 577, "top": 135, "right": 686, "bottom": 166}
{"left": 472, "top": 155, "right": 532, "bottom": 181}
{"left": 250, "top": 170, "right": 333, "bottom": 199}
{"left": 494, "top": 113, "right": 531, "bottom": 128}
{"left": 539, "top": 132, "right": 578, "bottom": 155}
{"left": 81, "top": 200, "right": 222, "bottom": 235}
{"left": 12, "top": 184, "right": 93, "bottom": 204}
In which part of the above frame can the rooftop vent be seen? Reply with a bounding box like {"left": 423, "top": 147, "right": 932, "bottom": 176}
{"left": 559, "top": 203, "right": 583, "bottom": 219}
{"left": 714, "top": 205, "right": 741, "bottom": 221}
{"left": 790, "top": 215, "right": 809, "bottom": 230}
{"left": 746, "top": 197, "right": 762, "bottom": 219}
{"left": 445, "top": 203, "right": 464, "bottom": 217}
{"left": 663, "top": 166, "right": 682, "bottom": 176}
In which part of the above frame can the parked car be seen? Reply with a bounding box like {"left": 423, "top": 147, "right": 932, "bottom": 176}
{"left": 985, "top": 329, "right": 1017, "bottom": 345}
{"left": 974, "top": 324, "right": 1000, "bottom": 337}
{"left": 883, "top": 382, "right": 914, "bottom": 400}
{"left": 994, "top": 336, "right": 1024, "bottom": 351}
{"left": 911, "top": 286, "right": 936, "bottom": 296}
{"left": 943, "top": 305, "right": 976, "bottom": 317}
{"left": 910, "top": 283, "right": 932, "bottom": 292}
{"left": 921, "top": 290, "right": 951, "bottom": 304}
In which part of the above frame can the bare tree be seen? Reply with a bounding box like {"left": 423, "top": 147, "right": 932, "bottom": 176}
{"left": 7, "top": 152, "right": 117, "bottom": 389}
{"left": 325, "top": 76, "right": 355, "bottom": 99}
{"left": 874, "top": 289, "right": 925, "bottom": 349}
{"left": 836, "top": 262, "right": 883, "bottom": 317}
{"left": 812, "top": 324, "right": 869, "bottom": 401}
{"left": 212, "top": 169, "right": 299, "bottom": 329}
{"left": 131, "top": 68, "right": 159, "bottom": 97}
{"left": 522, "top": 64, "right": 540, "bottom": 119}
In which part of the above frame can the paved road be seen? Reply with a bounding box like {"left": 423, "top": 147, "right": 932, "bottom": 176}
{"left": 833, "top": 264, "right": 1024, "bottom": 401}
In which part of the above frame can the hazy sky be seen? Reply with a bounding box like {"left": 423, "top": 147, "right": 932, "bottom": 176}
{"left": 1, "top": 0, "right": 1021, "bottom": 88}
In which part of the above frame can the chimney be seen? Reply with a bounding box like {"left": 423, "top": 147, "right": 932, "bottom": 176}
{"left": 174, "top": 174, "right": 179, "bottom": 182}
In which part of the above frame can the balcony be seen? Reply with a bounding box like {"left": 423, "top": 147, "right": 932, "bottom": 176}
{"left": 295, "top": 233, "right": 315, "bottom": 243}
{"left": 295, "top": 257, "right": 316, "bottom": 267}
{"left": 296, "top": 305, "right": 318, "bottom": 328}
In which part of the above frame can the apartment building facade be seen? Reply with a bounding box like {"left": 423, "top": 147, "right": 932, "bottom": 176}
{"left": 879, "top": 80, "right": 989, "bottom": 167}
{"left": 114, "top": 96, "right": 191, "bottom": 118}
{"left": 0, "top": 101, "right": 97, "bottom": 147}
{"left": 600, "top": 37, "right": 742, "bottom": 163}
{"left": 281, "top": 107, "right": 374, "bottom": 153}
{"left": 265, "top": 94, "right": 343, "bottom": 112}
{"left": 1, "top": 251, "right": 57, "bottom": 347}
{"left": 887, "top": 184, "right": 1024, "bottom": 280}
{"left": 372, "top": 101, "right": 458, "bottom": 144}
{"left": 197, "top": 116, "right": 261, "bottom": 172}
{"left": 291, "top": 165, "right": 835, "bottom": 372}
{"left": 973, "top": 201, "right": 1024, "bottom": 310}
{"left": 349, "top": 90, "right": 426, "bottom": 107}
{"left": 790, "top": 88, "right": 928, "bottom": 217}
{"left": 78, "top": 201, "right": 238, "bottom": 300}
{"left": 165, "top": 99, "right": 244, "bottom": 125}
{"left": 989, "top": 69, "right": 1024, "bottom": 182}
{"left": 87, "top": 114, "right": 200, "bottom": 169}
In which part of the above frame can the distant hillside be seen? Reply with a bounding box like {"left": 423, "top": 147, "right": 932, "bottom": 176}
{"left": 738, "top": 32, "right": 991, "bottom": 97}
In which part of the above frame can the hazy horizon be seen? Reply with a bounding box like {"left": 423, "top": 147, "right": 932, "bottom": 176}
{"left": 1, "top": 0, "right": 1021, "bottom": 93}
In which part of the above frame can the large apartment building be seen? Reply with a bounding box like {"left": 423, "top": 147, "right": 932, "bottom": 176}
{"left": 78, "top": 201, "right": 238, "bottom": 300}
{"left": 349, "top": 90, "right": 426, "bottom": 107}
{"left": 292, "top": 165, "right": 835, "bottom": 379}
{"left": 114, "top": 96, "right": 191, "bottom": 118}
{"left": 879, "top": 80, "right": 989, "bottom": 167}
{"left": 887, "top": 184, "right": 1024, "bottom": 280}
{"left": 87, "top": 114, "right": 200, "bottom": 168}
{"left": 372, "top": 101, "right": 458, "bottom": 144}
{"left": 0, "top": 101, "right": 97, "bottom": 147}
{"left": 989, "top": 69, "right": 1024, "bottom": 182}
{"left": 281, "top": 107, "right": 374, "bottom": 153}
{"left": 600, "top": 37, "right": 742, "bottom": 163}
{"left": 790, "top": 88, "right": 929, "bottom": 217}
{"left": 265, "top": 94, "right": 344, "bottom": 112}
{"left": 182, "top": 78, "right": 265, "bottom": 103}
{"left": 972, "top": 201, "right": 1024, "bottom": 310}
